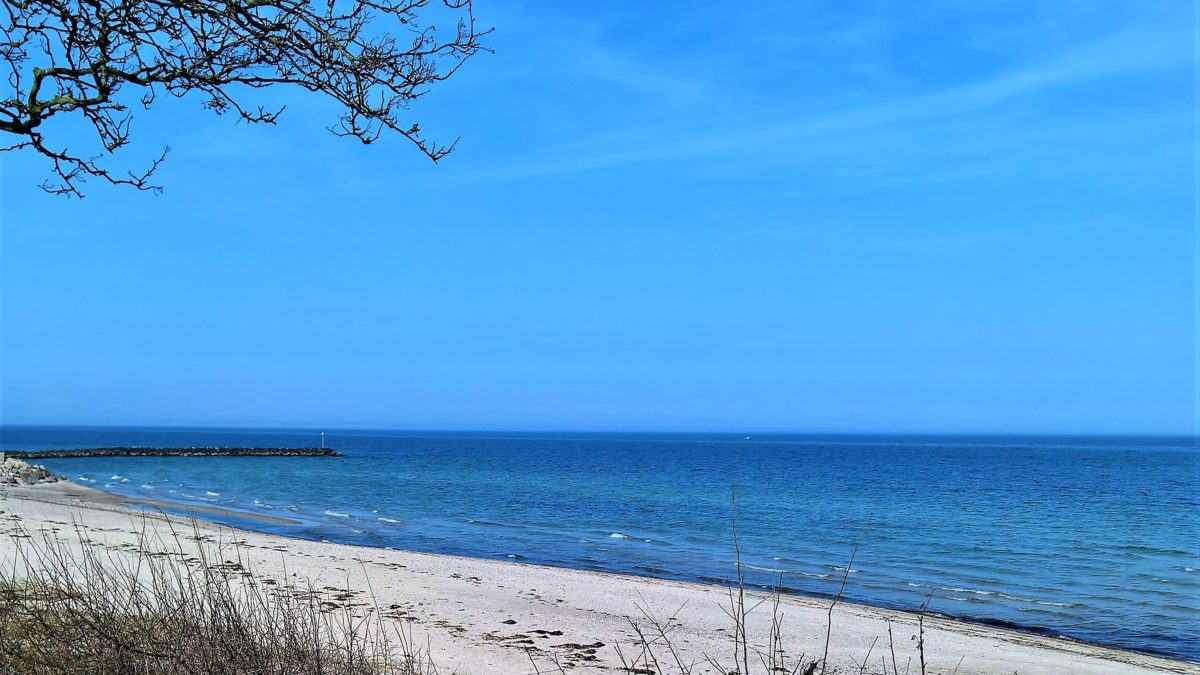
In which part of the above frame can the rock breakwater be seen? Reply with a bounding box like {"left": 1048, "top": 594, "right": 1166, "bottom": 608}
{"left": 4, "top": 447, "right": 343, "bottom": 459}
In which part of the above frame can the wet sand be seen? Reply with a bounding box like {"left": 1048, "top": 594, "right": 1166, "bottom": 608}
{"left": 18, "top": 480, "right": 301, "bottom": 525}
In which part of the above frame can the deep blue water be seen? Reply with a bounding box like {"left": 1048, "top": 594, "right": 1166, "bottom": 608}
{"left": 2, "top": 426, "right": 1197, "bottom": 661}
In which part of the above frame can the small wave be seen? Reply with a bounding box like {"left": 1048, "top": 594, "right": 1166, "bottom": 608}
{"left": 941, "top": 587, "right": 995, "bottom": 596}
{"left": 111, "top": 475, "right": 126, "bottom": 481}
{"left": 800, "top": 572, "right": 831, "bottom": 579}
{"left": 609, "top": 532, "right": 630, "bottom": 539}
{"left": 77, "top": 475, "right": 95, "bottom": 482}
{"left": 324, "top": 510, "right": 350, "bottom": 518}
{"left": 351, "top": 528, "right": 365, "bottom": 534}
{"left": 253, "top": 499, "right": 274, "bottom": 509}
{"left": 744, "top": 564, "right": 791, "bottom": 574}
{"left": 378, "top": 517, "right": 400, "bottom": 524}
{"left": 995, "top": 592, "right": 1074, "bottom": 608}
{"left": 506, "top": 553, "right": 524, "bottom": 559}
{"left": 205, "top": 491, "right": 220, "bottom": 497}
{"left": 141, "top": 484, "right": 155, "bottom": 489}
{"left": 828, "top": 566, "right": 860, "bottom": 574}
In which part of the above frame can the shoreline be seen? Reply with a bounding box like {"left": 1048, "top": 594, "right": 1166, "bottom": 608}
{"left": 1, "top": 481, "right": 1195, "bottom": 674}
{"left": 77, "top": 483, "right": 303, "bottom": 526}
{"left": 42, "top": 482, "right": 1191, "bottom": 663}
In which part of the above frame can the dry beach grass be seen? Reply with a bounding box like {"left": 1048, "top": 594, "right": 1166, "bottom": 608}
{"left": 0, "top": 519, "right": 437, "bottom": 675}
{"left": 0, "top": 515, "right": 934, "bottom": 675}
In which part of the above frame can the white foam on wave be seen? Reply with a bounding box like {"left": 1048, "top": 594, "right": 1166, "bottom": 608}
{"left": 253, "top": 499, "right": 274, "bottom": 509}
{"left": 943, "top": 586, "right": 994, "bottom": 596}
{"left": 996, "top": 592, "right": 1036, "bottom": 603}
{"left": 609, "top": 532, "right": 630, "bottom": 539}
{"left": 141, "top": 484, "right": 155, "bottom": 489}
{"left": 77, "top": 475, "right": 95, "bottom": 482}
{"left": 205, "top": 491, "right": 220, "bottom": 497}
{"left": 378, "top": 517, "right": 400, "bottom": 524}
{"left": 743, "top": 564, "right": 790, "bottom": 574}
{"left": 111, "top": 475, "right": 125, "bottom": 481}
{"left": 325, "top": 510, "right": 350, "bottom": 518}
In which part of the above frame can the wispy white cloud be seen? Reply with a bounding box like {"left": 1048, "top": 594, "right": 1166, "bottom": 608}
{"left": 542, "top": 36, "right": 715, "bottom": 103}
{"left": 471, "top": 26, "right": 1194, "bottom": 181}
{"left": 750, "top": 219, "right": 1162, "bottom": 250}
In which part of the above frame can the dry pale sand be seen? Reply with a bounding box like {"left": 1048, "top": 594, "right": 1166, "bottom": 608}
{"left": 0, "top": 482, "right": 1195, "bottom": 675}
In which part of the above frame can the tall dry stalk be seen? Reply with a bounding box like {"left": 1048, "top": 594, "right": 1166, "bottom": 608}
{"left": 0, "top": 517, "right": 436, "bottom": 675}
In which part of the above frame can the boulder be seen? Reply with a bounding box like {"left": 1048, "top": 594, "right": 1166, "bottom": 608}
{"left": 0, "top": 457, "right": 64, "bottom": 485}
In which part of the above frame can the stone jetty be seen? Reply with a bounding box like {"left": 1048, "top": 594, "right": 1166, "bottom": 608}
{"left": 3, "top": 447, "right": 343, "bottom": 459}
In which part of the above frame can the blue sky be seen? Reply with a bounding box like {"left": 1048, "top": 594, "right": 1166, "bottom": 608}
{"left": 1, "top": 0, "right": 1196, "bottom": 434}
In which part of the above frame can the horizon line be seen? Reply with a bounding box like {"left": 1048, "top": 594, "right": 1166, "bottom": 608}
{"left": 0, "top": 422, "right": 1196, "bottom": 441}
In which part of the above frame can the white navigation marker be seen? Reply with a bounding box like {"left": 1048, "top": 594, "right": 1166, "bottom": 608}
{"left": 320, "top": 431, "right": 325, "bottom": 449}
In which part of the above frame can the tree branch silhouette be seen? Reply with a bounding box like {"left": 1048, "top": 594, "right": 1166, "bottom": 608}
{"left": 1, "top": 0, "right": 489, "bottom": 196}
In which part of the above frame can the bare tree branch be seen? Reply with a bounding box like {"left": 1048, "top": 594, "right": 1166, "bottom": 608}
{"left": 1, "top": 0, "right": 490, "bottom": 196}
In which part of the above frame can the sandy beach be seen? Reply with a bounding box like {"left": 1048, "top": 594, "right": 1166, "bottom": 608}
{"left": 0, "top": 481, "right": 1194, "bottom": 675}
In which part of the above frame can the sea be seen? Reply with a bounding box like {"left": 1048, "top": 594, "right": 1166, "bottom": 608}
{"left": 1, "top": 426, "right": 1196, "bottom": 661}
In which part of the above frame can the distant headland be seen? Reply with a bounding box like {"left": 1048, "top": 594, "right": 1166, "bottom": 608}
{"left": 2, "top": 447, "right": 343, "bottom": 459}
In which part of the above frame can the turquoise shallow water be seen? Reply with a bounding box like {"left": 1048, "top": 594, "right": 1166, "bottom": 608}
{"left": 3, "top": 426, "right": 1197, "bottom": 661}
